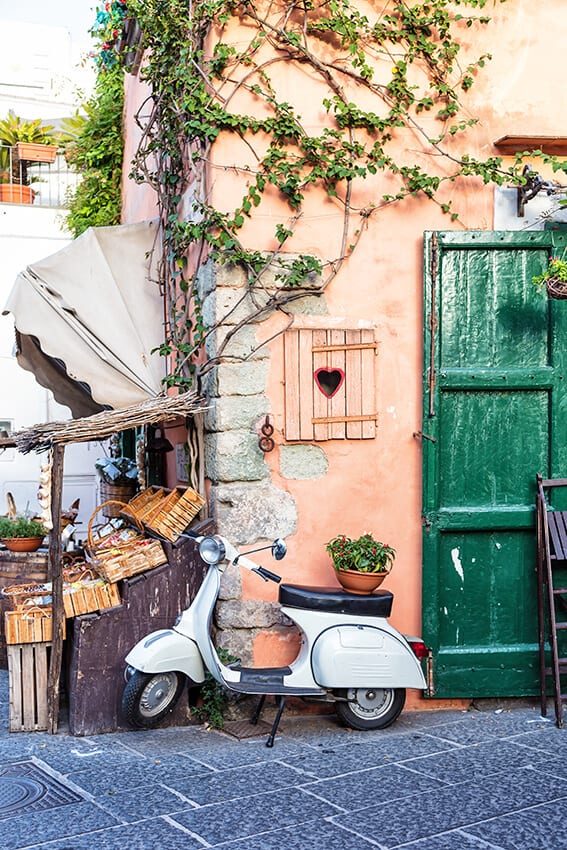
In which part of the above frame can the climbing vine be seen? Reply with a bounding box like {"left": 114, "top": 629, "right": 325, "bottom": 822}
{"left": 65, "top": 2, "right": 126, "bottom": 237}
{"left": 65, "top": 66, "right": 124, "bottom": 237}
{"left": 123, "top": 0, "right": 561, "bottom": 390}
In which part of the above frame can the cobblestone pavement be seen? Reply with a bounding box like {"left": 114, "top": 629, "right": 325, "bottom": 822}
{"left": 0, "top": 670, "right": 565, "bottom": 850}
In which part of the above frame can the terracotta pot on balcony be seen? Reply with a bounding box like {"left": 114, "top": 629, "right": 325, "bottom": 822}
{"left": 14, "top": 142, "right": 58, "bottom": 163}
{"left": 0, "top": 184, "right": 34, "bottom": 204}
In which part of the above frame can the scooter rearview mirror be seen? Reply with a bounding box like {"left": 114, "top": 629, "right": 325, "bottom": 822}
{"left": 272, "top": 538, "right": 287, "bottom": 561}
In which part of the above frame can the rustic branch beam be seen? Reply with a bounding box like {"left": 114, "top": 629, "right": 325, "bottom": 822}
{"left": 11, "top": 393, "right": 207, "bottom": 454}
{"left": 47, "top": 444, "right": 64, "bottom": 734}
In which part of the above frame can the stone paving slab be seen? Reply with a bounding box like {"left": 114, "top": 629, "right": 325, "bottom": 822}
{"left": 14, "top": 819, "right": 206, "bottom": 850}
{"left": 464, "top": 800, "right": 567, "bottom": 850}
{"left": 169, "top": 785, "right": 342, "bottom": 844}
{"left": 331, "top": 766, "right": 567, "bottom": 848}
{"left": 1, "top": 668, "right": 566, "bottom": 850}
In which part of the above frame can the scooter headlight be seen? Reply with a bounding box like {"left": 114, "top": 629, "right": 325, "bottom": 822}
{"left": 199, "top": 535, "right": 226, "bottom": 565}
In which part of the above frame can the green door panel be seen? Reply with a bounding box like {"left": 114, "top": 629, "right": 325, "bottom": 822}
{"left": 423, "top": 229, "right": 567, "bottom": 698}
{"left": 438, "top": 390, "right": 550, "bottom": 507}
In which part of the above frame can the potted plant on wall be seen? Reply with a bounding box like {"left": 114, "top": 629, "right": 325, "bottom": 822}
{"left": 0, "top": 516, "right": 48, "bottom": 552}
{"left": 326, "top": 532, "right": 396, "bottom": 594}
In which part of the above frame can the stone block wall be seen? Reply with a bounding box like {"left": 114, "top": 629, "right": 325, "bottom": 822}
{"left": 197, "top": 257, "right": 304, "bottom": 664}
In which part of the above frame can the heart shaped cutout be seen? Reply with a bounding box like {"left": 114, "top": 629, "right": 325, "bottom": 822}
{"left": 314, "top": 367, "right": 345, "bottom": 399}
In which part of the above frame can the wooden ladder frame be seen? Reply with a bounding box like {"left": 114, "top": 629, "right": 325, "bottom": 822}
{"left": 536, "top": 473, "right": 567, "bottom": 727}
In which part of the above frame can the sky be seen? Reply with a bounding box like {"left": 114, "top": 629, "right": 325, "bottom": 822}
{"left": 0, "top": 0, "right": 96, "bottom": 48}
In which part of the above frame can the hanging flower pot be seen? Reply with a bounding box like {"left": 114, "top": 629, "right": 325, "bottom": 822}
{"left": 546, "top": 278, "right": 567, "bottom": 300}
{"left": 533, "top": 253, "right": 567, "bottom": 300}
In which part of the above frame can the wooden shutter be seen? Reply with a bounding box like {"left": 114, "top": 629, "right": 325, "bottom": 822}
{"left": 283, "top": 328, "right": 377, "bottom": 441}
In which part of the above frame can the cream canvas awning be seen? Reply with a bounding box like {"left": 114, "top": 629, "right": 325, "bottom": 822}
{"left": 3, "top": 220, "right": 165, "bottom": 418}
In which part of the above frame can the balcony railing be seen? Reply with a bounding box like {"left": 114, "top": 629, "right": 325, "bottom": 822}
{"left": 0, "top": 143, "right": 80, "bottom": 209}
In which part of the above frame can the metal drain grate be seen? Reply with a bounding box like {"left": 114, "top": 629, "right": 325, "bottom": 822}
{"left": 221, "top": 719, "right": 273, "bottom": 740}
{"left": 0, "top": 762, "right": 83, "bottom": 820}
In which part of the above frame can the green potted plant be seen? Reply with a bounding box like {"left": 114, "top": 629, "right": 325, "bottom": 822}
{"left": 0, "top": 111, "right": 58, "bottom": 203}
{"left": 532, "top": 252, "right": 567, "bottom": 300}
{"left": 326, "top": 532, "right": 396, "bottom": 594}
{"left": 0, "top": 516, "right": 48, "bottom": 552}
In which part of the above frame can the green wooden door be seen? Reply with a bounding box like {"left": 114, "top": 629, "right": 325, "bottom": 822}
{"left": 422, "top": 230, "right": 567, "bottom": 697}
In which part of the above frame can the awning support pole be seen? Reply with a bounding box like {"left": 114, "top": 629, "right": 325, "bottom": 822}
{"left": 47, "top": 442, "right": 64, "bottom": 734}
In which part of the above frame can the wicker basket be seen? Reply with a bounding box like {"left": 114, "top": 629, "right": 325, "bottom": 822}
{"left": 89, "top": 539, "right": 168, "bottom": 582}
{"left": 89, "top": 544, "right": 167, "bottom": 583}
{"left": 144, "top": 486, "right": 206, "bottom": 542}
{"left": 1, "top": 582, "right": 52, "bottom": 610}
{"left": 99, "top": 483, "right": 139, "bottom": 516}
{"left": 546, "top": 277, "right": 567, "bottom": 300}
{"left": 87, "top": 501, "right": 144, "bottom": 551}
{"left": 4, "top": 607, "right": 64, "bottom": 645}
{"left": 87, "top": 500, "right": 168, "bottom": 582}
{"left": 62, "top": 578, "right": 121, "bottom": 617}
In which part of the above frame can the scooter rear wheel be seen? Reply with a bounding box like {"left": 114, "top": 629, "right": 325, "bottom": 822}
{"left": 335, "top": 687, "right": 406, "bottom": 730}
{"left": 122, "top": 670, "right": 186, "bottom": 728}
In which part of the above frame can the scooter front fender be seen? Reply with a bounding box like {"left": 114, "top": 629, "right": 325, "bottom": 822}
{"left": 125, "top": 629, "right": 206, "bottom": 685}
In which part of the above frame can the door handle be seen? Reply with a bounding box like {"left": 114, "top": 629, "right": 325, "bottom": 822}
{"left": 413, "top": 431, "right": 436, "bottom": 443}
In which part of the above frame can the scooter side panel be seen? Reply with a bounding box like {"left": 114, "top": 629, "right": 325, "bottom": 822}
{"left": 125, "top": 629, "right": 206, "bottom": 684}
{"left": 312, "top": 625, "right": 426, "bottom": 689}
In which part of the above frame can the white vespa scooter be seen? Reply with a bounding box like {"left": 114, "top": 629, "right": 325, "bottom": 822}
{"left": 122, "top": 535, "right": 429, "bottom": 746}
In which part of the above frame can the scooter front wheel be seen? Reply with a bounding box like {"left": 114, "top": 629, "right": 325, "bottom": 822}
{"left": 122, "top": 670, "right": 186, "bottom": 728}
{"left": 335, "top": 687, "right": 406, "bottom": 730}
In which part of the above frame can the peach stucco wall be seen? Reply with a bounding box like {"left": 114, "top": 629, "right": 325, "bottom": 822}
{"left": 122, "top": 2, "right": 567, "bottom": 709}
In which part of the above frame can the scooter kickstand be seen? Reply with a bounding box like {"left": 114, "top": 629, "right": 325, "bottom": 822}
{"left": 266, "top": 696, "right": 286, "bottom": 748}
{"left": 250, "top": 695, "right": 266, "bottom": 726}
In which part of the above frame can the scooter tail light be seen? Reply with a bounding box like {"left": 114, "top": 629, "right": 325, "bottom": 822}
{"left": 408, "top": 640, "right": 430, "bottom": 660}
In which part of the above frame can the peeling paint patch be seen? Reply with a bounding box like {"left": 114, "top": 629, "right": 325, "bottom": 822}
{"left": 451, "top": 547, "right": 464, "bottom": 582}
{"left": 495, "top": 542, "right": 502, "bottom": 550}
{"left": 386, "top": 406, "right": 397, "bottom": 418}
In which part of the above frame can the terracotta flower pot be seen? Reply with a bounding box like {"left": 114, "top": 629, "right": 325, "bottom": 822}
{"left": 335, "top": 569, "right": 387, "bottom": 594}
{"left": 2, "top": 537, "right": 45, "bottom": 552}
{"left": 14, "top": 142, "right": 58, "bottom": 163}
{"left": 0, "top": 184, "right": 35, "bottom": 204}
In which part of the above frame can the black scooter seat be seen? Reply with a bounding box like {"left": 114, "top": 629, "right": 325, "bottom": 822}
{"left": 279, "top": 584, "right": 393, "bottom": 617}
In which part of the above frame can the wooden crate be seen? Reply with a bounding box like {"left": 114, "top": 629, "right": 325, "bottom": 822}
{"left": 7, "top": 642, "right": 49, "bottom": 732}
{"left": 0, "top": 551, "right": 49, "bottom": 668}
{"left": 145, "top": 487, "right": 205, "bottom": 542}
{"left": 126, "top": 486, "right": 167, "bottom": 524}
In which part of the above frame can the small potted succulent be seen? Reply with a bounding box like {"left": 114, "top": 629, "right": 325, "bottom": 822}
{"left": 0, "top": 516, "right": 48, "bottom": 552}
{"left": 532, "top": 252, "right": 567, "bottom": 300}
{"left": 326, "top": 532, "right": 396, "bottom": 594}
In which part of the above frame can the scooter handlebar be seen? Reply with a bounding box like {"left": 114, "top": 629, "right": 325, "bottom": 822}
{"left": 254, "top": 566, "right": 282, "bottom": 584}
{"left": 233, "top": 553, "right": 281, "bottom": 583}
